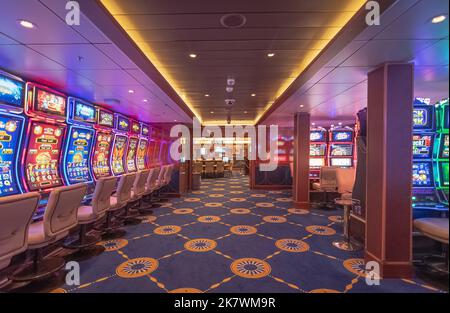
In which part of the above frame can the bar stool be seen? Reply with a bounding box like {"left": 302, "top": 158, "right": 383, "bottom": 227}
{"left": 332, "top": 198, "right": 362, "bottom": 251}
{"left": 313, "top": 167, "right": 338, "bottom": 210}
{"left": 12, "top": 184, "right": 87, "bottom": 282}
{"left": 0, "top": 192, "right": 40, "bottom": 288}
{"left": 64, "top": 176, "right": 117, "bottom": 259}
{"left": 101, "top": 174, "right": 135, "bottom": 240}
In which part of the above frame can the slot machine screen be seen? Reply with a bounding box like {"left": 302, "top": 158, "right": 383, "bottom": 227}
{"left": 331, "top": 131, "right": 353, "bottom": 142}
{"left": 439, "top": 162, "right": 449, "bottom": 187}
{"left": 330, "top": 158, "right": 352, "bottom": 167}
{"left": 310, "top": 158, "right": 325, "bottom": 167}
{"left": 73, "top": 101, "right": 96, "bottom": 124}
{"left": 24, "top": 122, "right": 65, "bottom": 191}
{"left": 310, "top": 144, "right": 326, "bottom": 157}
{"left": 0, "top": 73, "right": 24, "bottom": 107}
{"left": 440, "top": 134, "right": 449, "bottom": 159}
{"left": 330, "top": 144, "right": 353, "bottom": 156}
{"left": 34, "top": 89, "right": 66, "bottom": 117}
{"left": 92, "top": 131, "right": 112, "bottom": 179}
{"left": 98, "top": 110, "right": 114, "bottom": 128}
{"left": 142, "top": 125, "right": 149, "bottom": 136}
{"left": 412, "top": 135, "right": 434, "bottom": 159}
{"left": 65, "top": 127, "right": 94, "bottom": 184}
{"left": 131, "top": 121, "right": 141, "bottom": 135}
{"left": 413, "top": 106, "right": 434, "bottom": 131}
{"left": 0, "top": 115, "right": 24, "bottom": 196}
{"left": 412, "top": 162, "right": 433, "bottom": 187}
{"left": 111, "top": 135, "right": 127, "bottom": 175}
{"left": 137, "top": 139, "right": 149, "bottom": 171}
{"left": 310, "top": 131, "right": 326, "bottom": 142}
{"left": 126, "top": 137, "right": 138, "bottom": 172}
{"left": 117, "top": 116, "right": 130, "bottom": 132}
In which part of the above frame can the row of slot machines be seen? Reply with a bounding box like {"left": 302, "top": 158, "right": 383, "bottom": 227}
{"left": 309, "top": 126, "right": 355, "bottom": 179}
{"left": 0, "top": 70, "right": 172, "bottom": 204}
{"left": 412, "top": 97, "right": 449, "bottom": 217}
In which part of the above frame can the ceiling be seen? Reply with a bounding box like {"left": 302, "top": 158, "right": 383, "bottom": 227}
{"left": 0, "top": 0, "right": 192, "bottom": 124}
{"left": 99, "top": 0, "right": 367, "bottom": 124}
{"left": 263, "top": 0, "right": 449, "bottom": 127}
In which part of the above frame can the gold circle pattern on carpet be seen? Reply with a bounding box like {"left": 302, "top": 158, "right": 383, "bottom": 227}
{"left": 173, "top": 208, "right": 194, "bottom": 214}
{"left": 305, "top": 225, "right": 336, "bottom": 236}
{"left": 309, "top": 289, "right": 340, "bottom": 293}
{"left": 230, "top": 225, "right": 257, "bottom": 235}
{"left": 276, "top": 198, "right": 292, "bottom": 202}
{"left": 185, "top": 198, "right": 201, "bottom": 202}
{"left": 184, "top": 238, "right": 217, "bottom": 252}
{"left": 97, "top": 239, "right": 128, "bottom": 252}
{"left": 343, "top": 258, "right": 367, "bottom": 277}
{"left": 204, "top": 202, "right": 223, "bottom": 207}
{"left": 198, "top": 215, "right": 221, "bottom": 223}
{"left": 328, "top": 215, "right": 343, "bottom": 222}
{"left": 275, "top": 239, "right": 310, "bottom": 253}
{"left": 255, "top": 203, "right": 274, "bottom": 208}
{"left": 287, "top": 208, "right": 309, "bottom": 215}
{"left": 230, "top": 198, "right": 246, "bottom": 202}
{"left": 230, "top": 258, "right": 271, "bottom": 279}
{"left": 263, "top": 216, "right": 287, "bottom": 223}
{"left": 116, "top": 257, "right": 158, "bottom": 278}
{"left": 141, "top": 216, "right": 157, "bottom": 223}
{"left": 170, "top": 288, "right": 202, "bottom": 293}
{"left": 230, "top": 208, "right": 251, "bottom": 214}
{"left": 209, "top": 194, "right": 224, "bottom": 198}
{"left": 154, "top": 225, "right": 182, "bottom": 235}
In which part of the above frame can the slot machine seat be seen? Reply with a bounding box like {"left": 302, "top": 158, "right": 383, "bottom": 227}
{"left": 336, "top": 168, "right": 356, "bottom": 197}
{"left": 0, "top": 193, "right": 40, "bottom": 289}
{"left": 64, "top": 177, "right": 117, "bottom": 258}
{"left": 12, "top": 184, "right": 87, "bottom": 283}
{"left": 101, "top": 174, "right": 135, "bottom": 240}
{"left": 154, "top": 165, "right": 169, "bottom": 202}
{"left": 313, "top": 167, "right": 339, "bottom": 210}
{"left": 158, "top": 165, "right": 175, "bottom": 201}
{"left": 139, "top": 167, "right": 161, "bottom": 214}
{"left": 414, "top": 218, "right": 449, "bottom": 274}
{"left": 124, "top": 170, "right": 150, "bottom": 224}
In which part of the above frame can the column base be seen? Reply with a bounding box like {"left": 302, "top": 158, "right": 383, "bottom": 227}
{"left": 365, "top": 251, "right": 413, "bottom": 279}
{"left": 293, "top": 201, "right": 310, "bottom": 210}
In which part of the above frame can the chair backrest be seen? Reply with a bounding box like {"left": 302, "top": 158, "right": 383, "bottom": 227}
{"left": 116, "top": 173, "right": 136, "bottom": 204}
{"left": 44, "top": 183, "right": 87, "bottom": 237}
{"left": 193, "top": 162, "right": 203, "bottom": 174}
{"left": 0, "top": 192, "right": 40, "bottom": 266}
{"left": 91, "top": 176, "right": 117, "bottom": 215}
{"left": 134, "top": 170, "right": 150, "bottom": 196}
{"left": 216, "top": 162, "right": 224, "bottom": 172}
{"left": 148, "top": 167, "right": 160, "bottom": 189}
{"left": 205, "top": 161, "right": 214, "bottom": 173}
{"left": 164, "top": 165, "right": 174, "bottom": 185}
{"left": 336, "top": 168, "right": 356, "bottom": 194}
{"left": 319, "top": 167, "right": 338, "bottom": 191}
{"left": 145, "top": 168, "right": 155, "bottom": 190}
{"left": 158, "top": 165, "right": 167, "bottom": 183}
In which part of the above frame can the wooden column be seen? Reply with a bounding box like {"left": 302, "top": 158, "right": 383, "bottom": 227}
{"left": 293, "top": 112, "right": 310, "bottom": 209}
{"left": 365, "top": 63, "right": 414, "bottom": 278}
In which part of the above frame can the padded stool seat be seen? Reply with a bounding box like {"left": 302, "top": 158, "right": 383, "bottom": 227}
{"left": 77, "top": 206, "right": 104, "bottom": 223}
{"left": 28, "top": 222, "right": 68, "bottom": 248}
{"left": 414, "top": 218, "right": 449, "bottom": 244}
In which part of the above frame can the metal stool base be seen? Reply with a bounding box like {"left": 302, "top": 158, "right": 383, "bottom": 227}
{"left": 332, "top": 240, "right": 361, "bottom": 252}
{"left": 12, "top": 257, "right": 65, "bottom": 283}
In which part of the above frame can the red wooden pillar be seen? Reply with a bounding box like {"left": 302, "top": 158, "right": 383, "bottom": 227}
{"left": 365, "top": 63, "right": 414, "bottom": 278}
{"left": 293, "top": 112, "right": 310, "bottom": 209}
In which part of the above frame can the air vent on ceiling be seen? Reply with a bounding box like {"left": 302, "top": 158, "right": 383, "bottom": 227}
{"left": 220, "top": 13, "right": 247, "bottom": 29}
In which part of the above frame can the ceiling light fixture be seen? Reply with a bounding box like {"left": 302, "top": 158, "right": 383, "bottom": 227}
{"left": 311, "top": 122, "right": 316, "bottom": 126}
{"left": 338, "top": 122, "right": 343, "bottom": 126}
{"left": 204, "top": 94, "right": 210, "bottom": 97}
{"left": 128, "top": 89, "right": 135, "bottom": 94}
{"left": 299, "top": 105, "right": 304, "bottom": 108}
{"left": 431, "top": 15, "right": 447, "bottom": 24}
{"left": 189, "top": 53, "right": 197, "bottom": 58}
{"left": 251, "top": 93, "right": 256, "bottom": 97}
{"left": 267, "top": 53, "right": 275, "bottom": 58}
{"left": 210, "top": 111, "right": 214, "bottom": 114}
{"left": 18, "top": 19, "right": 37, "bottom": 29}
{"left": 244, "top": 111, "right": 248, "bottom": 114}
{"left": 143, "top": 99, "right": 148, "bottom": 102}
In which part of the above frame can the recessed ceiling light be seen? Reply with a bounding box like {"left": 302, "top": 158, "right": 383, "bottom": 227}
{"left": 210, "top": 111, "right": 214, "bottom": 114}
{"left": 128, "top": 89, "right": 135, "bottom": 94}
{"left": 18, "top": 19, "right": 36, "bottom": 29}
{"left": 189, "top": 53, "right": 197, "bottom": 58}
{"left": 244, "top": 111, "right": 248, "bottom": 114}
{"left": 299, "top": 104, "right": 304, "bottom": 108}
{"left": 143, "top": 99, "right": 148, "bottom": 102}
{"left": 311, "top": 122, "right": 316, "bottom": 126}
{"left": 431, "top": 15, "right": 446, "bottom": 24}
{"left": 204, "top": 94, "right": 210, "bottom": 97}
{"left": 331, "top": 124, "right": 335, "bottom": 127}
{"left": 267, "top": 53, "right": 275, "bottom": 58}
{"left": 174, "top": 119, "right": 177, "bottom": 122}
{"left": 251, "top": 93, "right": 256, "bottom": 97}
{"left": 338, "top": 122, "right": 343, "bottom": 126}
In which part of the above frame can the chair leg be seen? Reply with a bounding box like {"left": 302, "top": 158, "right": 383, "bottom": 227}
{"left": 122, "top": 202, "right": 143, "bottom": 225}
{"left": 63, "top": 224, "right": 105, "bottom": 261}
{"left": 11, "top": 248, "right": 65, "bottom": 283}
{"left": 101, "top": 211, "right": 127, "bottom": 240}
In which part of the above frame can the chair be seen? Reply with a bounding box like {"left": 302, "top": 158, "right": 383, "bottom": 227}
{"left": 193, "top": 162, "right": 203, "bottom": 175}
{"left": 64, "top": 176, "right": 117, "bottom": 258}
{"left": 216, "top": 161, "right": 224, "bottom": 178}
{"left": 414, "top": 218, "right": 449, "bottom": 274}
{"left": 336, "top": 168, "right": 356, "bottom": 199}
{"left": 0, "top": 193, "right": 40, "bottom": 288}
{"left": 12, "top": 184, "right": 87, "bottom": 282}
{"left": 312, "top": 167, "right": 338, "bottom": 210}
{"left": 139, "top": 167, "right": 161, "bottom": 214}
{"left": 205, "top": 161, "right": 215, "bottom": 178}
{"left": 124, "top": 170, "right": 151, "bottom": 224}
{"left": 101, "top": 174, "right": 135, "bottom": 240}
{"left": 224, "top": 162, "right": 233, "bottom": 178}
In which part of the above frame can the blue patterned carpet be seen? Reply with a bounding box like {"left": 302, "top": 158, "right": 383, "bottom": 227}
{"left": 52, "top": 176, "right": 443, "bottom": 293}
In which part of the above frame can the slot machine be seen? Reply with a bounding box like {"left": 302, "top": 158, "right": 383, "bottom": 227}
{"left": 147, "top": 126, "right": 157, "bottom": 168}
{"left": 62, "top": 98, "right": 96, "bottom": 193}
{"left": 152, "top": 127, "right": 162, "bottom": 166}
{"left": 136, "top": 123, "right": 150, "bottom": 171}
{"left": 111, "top": 114, "right": 130, "bottom": 176}
{"left": 328, "top": 126, "right": 354, "bottom": 168}
{"left": 434, "top": 99, "right": 449, "bottom": 206}
{"left": 0, "top": 71, "right": 26, "bottom": 197}
{"left": 411, "top": 98, "right": 446, "bottom": 217}
{"left": 309, "top": 127, "right": 328, "bottom": 180}
{"left": 21, "top": 83, "right": 67, "bottom": 194}
{"left": 125, "top": 120, "right": 140, "bottom": 173}
{"left": 91, "top": 107, "right": 115, "bottom": 180}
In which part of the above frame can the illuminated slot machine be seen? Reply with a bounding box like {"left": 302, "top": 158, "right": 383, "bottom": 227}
{"left": 0, "top": 71, "right": 26, "bottom": 197}
{"left": 91, "top": 107, "right": 114, "bottom": 180}
{"left": 328, "top": 126, "right": 354, "bottom": 168}
{"left": 125, "top": 120, "right": 140, "bottom": 173}
{"left": 147, "top": 127, "right": 157, "bottom": 167}
{"left": 434, "top": 99, "right": 449, "bottom": 206}
{"left": 411, "top": 98, "right": 446, "bottom": 218}
{"left": 62, "top": 98, "right": 96, "bottom": 194}
{"left": 136, "top": 123, "right": 150, "bottom": 171}
{"left": 152, "top": 127, "right": 162, "bottom": 165}
{"left": 22, "top": 83, "right": 67, "bottom": 217}
{"left": 309, "top": 127, "right": 328, "bottom": 180}
{"left": 111, "top": 114, "right": 130, "bottom": 176}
